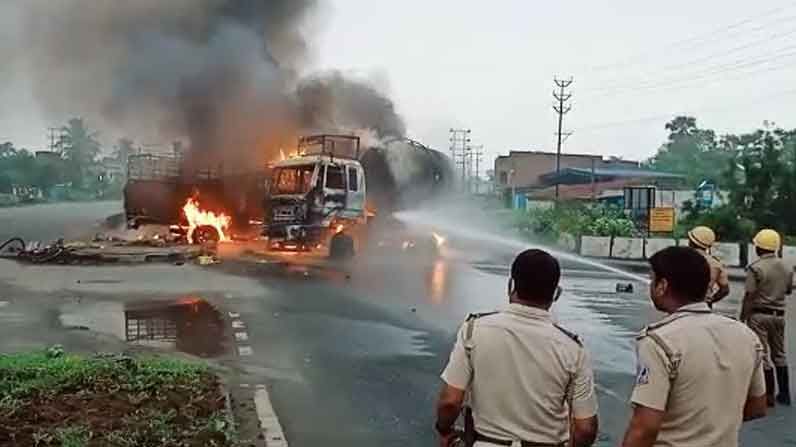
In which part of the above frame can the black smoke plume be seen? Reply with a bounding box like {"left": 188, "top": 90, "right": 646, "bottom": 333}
{"left": 6, "top": 0, "right": 405, "bottom": 169}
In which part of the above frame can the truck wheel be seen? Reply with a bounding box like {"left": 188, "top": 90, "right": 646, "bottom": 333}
{"left": 192, "top": 225, "right": 220, "bottom": 244}
{"left": 329, "top": 233, "right": 355, "bottom": 259}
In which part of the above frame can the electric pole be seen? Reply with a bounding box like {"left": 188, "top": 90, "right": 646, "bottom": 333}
{"left": 553, "top": 77, "right": 573, "bottom": 202}
{"left": 47, "top": 127, "right": 63, "bottom": 153}
{"left": 468, "top": 144, "right": 484, "bottom": 194}
{"left": 449, "top": 128, "right": 471, "bottom": 192}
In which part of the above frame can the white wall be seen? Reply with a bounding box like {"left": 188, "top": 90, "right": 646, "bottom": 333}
{"left": 612, "top": 237, "right": 644, "bottom": 259}
{"left": 783, "top": 246, "right": 796, "bottom": 269}
{"left": 580, "top": 236, "right": 611, "bottom": 257}
{"left": 712, "top": 243, "right": 741, "bottom": 267}
{"left": 645, "top": 238, "right": 676, "bottom": 258}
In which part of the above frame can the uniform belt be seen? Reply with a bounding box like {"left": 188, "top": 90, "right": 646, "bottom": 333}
{"left": 753, "top": 308, "right": 785, "bottom": 317}
{"left": 474, "top": 432, "right": 565, "bottom": 447}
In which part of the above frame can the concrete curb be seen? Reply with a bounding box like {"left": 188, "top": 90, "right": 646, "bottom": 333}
{"left": 254, "top": 384, "right": 288, "bottom": 447}
{"left": 602, "top": 259, "right": 747, "bottom": 281}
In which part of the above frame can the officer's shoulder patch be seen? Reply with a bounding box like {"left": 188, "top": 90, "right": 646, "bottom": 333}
{"left": 635, "top": 363, "right": 650, "bottom": 385}
{"left": 553, "top": 323, "right": 582, "bottom": 346}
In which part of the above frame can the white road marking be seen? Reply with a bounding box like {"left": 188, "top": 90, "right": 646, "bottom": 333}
{"left": 240, "top": 383, "right": 251, "bottom": 388}
{"left": 228, "top": 312, "right": 241, "bottom": 318}
{"left": 254, "top": 384, "right": 289, "bottom": 447}
{"left": 235, "top": 332, "right": 249, "bottom": 342}
{"left": 0, "top": 301, "right": 8, "bottom": 308}
{"left": 238, "top": 346, "right": 253, "bottom": 356}
{"left": 232, "top": 320, "right": 245, "bottom": 329}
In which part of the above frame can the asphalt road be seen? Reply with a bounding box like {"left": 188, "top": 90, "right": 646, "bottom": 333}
{"left": 0, "top": 200, "right": 122, "bottom": 243}
{"left": 0, "top": 201, "right": 793, "bottom": 446}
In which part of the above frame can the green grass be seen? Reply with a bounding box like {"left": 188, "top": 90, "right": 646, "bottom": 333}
{"left": 0, "top": 349, "right": 208, "bottom": 400}
{"left": 0, "top": 348, "right": 235, "bottom": 446}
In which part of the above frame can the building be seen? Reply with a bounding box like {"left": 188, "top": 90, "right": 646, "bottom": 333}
{"left": 494, "top": 150, "right": 640, "bottom": 191}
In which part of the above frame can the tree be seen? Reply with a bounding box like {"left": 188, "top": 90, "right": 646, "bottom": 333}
{"left": 646, "top": 116, "right": 731, "bottom": 187}
{"left": 0, "top": 142, "right": 17, "bottom": 158}
{"left": 58, "top": 118, "right": 101, "bottom": 187}
{"left": 773, "top": 131, "right": 796, "bottom": 235}
{"left": 725, "top": 128, "right": 785, "bottom": 227}
{"left": 679, "top": 124, "right": 796, "bottom": 239}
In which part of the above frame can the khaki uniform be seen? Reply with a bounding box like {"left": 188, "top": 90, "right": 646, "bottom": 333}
{"left": 441, "top": 304, "right": 598, "bottom": 446}
{"left": 697, "top": 249, "right": 729, "bottom": 303}
{"left": 744, "top": 253, "right": 793, "bottom": 369}
{"left": 631, "top": 302, "right": 766, "bottom": 447}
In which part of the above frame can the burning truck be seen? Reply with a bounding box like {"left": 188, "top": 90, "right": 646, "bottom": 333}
{"left": 123, "top": 134, "right": 453, "bottom": 254}
{"left": 263, "top": 134, "right": 454, "bottom": 258}
{"left": 123, "top": 152, "right": 269, "bottom": 244}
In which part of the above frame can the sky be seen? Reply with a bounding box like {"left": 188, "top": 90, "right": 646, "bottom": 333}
{"left": 310, "top": 0, "right": 796, "bottom": 167}
{"left": 3, "top": 0, "right": 796, "bottom": 169}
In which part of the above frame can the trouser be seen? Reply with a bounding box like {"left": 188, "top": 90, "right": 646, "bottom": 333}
{"left": 748, "top": 312, "right": 787, "bottom": 369}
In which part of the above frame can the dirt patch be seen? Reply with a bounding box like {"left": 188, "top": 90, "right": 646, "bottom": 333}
{"left": 0, "top": 351, "right": 234, "bottom": 447}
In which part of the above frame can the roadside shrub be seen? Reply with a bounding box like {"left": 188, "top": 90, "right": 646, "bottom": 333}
{"left": 514, "top": 202, "right": 636, "bottom": 242}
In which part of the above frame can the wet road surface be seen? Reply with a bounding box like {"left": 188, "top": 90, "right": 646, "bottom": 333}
{"left": 0, "top": 202, "right": 793, "bottom": 446}
{"left": 0, "top": 200, "right": 122, "bottom": 243}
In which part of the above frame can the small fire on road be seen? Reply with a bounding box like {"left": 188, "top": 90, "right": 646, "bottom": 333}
{"left": 182, "top": 198, "right": 231, "bottom": 244}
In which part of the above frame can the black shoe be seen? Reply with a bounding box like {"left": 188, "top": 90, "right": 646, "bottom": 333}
{"left": 776, "top": 366, "right": 791, "bottom": 406}
{"left": 765, "top": 369, "right": 776, "bottom": 407}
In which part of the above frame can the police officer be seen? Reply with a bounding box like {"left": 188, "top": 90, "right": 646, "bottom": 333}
{"left": 622, "top": 247, "right": 766, "bottom": 447}
{"left": 435, "top": 249, "right": 598, "bottom": 447}
{"left": 687, "top": 226, "right": 730, "bottom": 306}
{"left": 741, "top": 229, "right": 793, "bottom": 406}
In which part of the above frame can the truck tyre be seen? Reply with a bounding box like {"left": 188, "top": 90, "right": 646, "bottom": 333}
{"left": 329, "top": 233, "right": 355, "bottom": 259}
{"left": 192, "top": 225, "right": 220, "bottom": 244}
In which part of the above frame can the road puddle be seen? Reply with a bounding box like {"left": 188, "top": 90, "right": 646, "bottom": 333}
{"left": 59, "top": 297, "right": 227, "bottom": 357}
{"left": 124, "top": 297, "right": 226, "bottom": 357}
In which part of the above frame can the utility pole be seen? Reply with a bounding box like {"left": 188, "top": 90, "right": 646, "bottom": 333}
{"left": 47, "top": 127, "right": 63, "bottom": 153}
{"left": 449, "top": 128, "right": 471, "bottom": 192}
{"left": 553, "top": 77, "right": 573, "bottom": 202}
{"left": 468, "top": 144, "right": 484, "bottom": 194}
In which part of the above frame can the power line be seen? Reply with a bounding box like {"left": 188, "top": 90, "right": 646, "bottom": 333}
{"left": 586, "top": 27, "right": 796, "bottom": 94}
{"left": 576, "top": 86, "right": 796, "bottom": 133}
{"left": 594, "top": 56, "right": 796, "bottom": 100}
{"left": 553, "top": 77, "right": 573, "bottom": 202}
{"left": 586, "top": 1, "right": 796, "bottom": 73}
{"left": 583, "top": 44, "right": 796, "bottom": 99}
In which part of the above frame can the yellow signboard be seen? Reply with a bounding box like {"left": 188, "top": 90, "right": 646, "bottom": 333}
{"left": 649, "top": 207, "right": 676, "bottom": 233}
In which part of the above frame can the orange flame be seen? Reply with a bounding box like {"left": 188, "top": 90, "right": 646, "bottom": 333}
{"left": 335, "top": 224, "right": 345, "bottom": 234}
{"left": 277, "top": 148, "right": 301, "bottom": 162}
{"left": 182, "top": 198, "right": 231, "bottom": 243}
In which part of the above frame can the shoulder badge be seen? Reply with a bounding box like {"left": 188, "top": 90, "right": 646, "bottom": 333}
{"left": 638, "top": 326, "right": 681, "bottom": 380}
{"left": 553, "top": 323, "right": 582, "bottom": 346}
